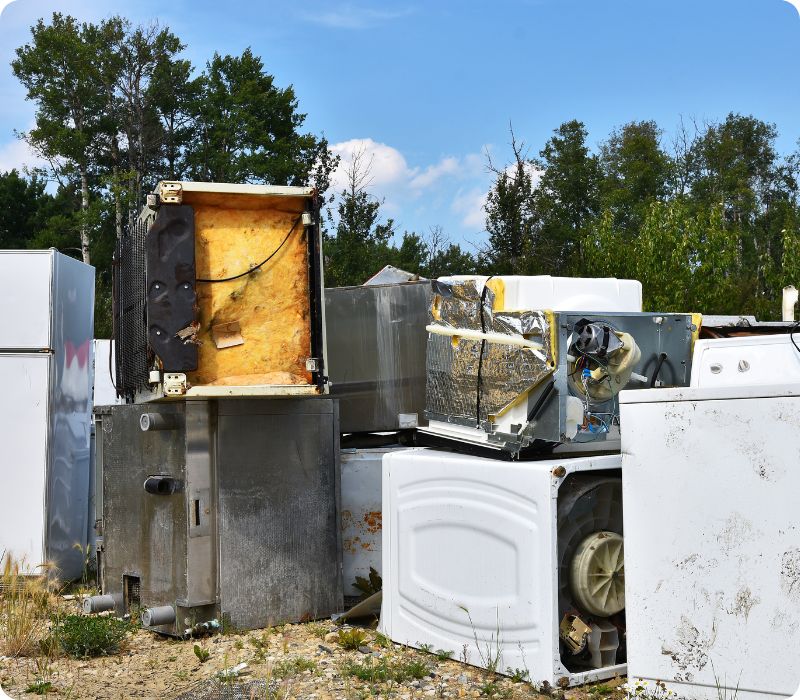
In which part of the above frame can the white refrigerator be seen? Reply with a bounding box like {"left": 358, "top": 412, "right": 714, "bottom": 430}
{"left": 0, "top": 250, "right": 95, "bottom": 581}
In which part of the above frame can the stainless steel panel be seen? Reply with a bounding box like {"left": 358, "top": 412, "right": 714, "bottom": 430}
{"left": 47, "top": 252, "right": 95, "bottom": 579}
{"left": 216, "top": 399, "right": 342, "bottom": 629}
{"left": 0, "top": 251, "right": 94, "bottom": 580}
{"left": 326, "top": 282, "right": 430, "bottom": 433}
{"left": 99, "top": 398, "right": 342, "bottom": 634}
{"left": 184, "top": 402, "right": 216, "bottom": 606}
{"left": 99, "top": 403, "right": 188, "bottom": 631}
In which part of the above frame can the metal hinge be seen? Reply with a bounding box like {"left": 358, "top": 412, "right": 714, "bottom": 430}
{"left": 163, "top": 372, "right": 187, "bottom": 396}
{"left": 159, "top": 181, "right": 183, "bottom": 205}
{"left": 306, "top": 357, "right": 320, "bottom": 372}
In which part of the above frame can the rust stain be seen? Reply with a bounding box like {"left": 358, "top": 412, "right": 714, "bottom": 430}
{"left": 362, "top": 511, "right": 382, "bottom": 534}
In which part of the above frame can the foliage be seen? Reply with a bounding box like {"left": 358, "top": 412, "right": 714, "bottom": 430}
{"left": 353, "top": 567, "right": 382, "bottom": 600}
{"left": 271, "top": 656, "right": 317, "bottom": 678}
{"left": 485, "top": 114, "right": 800, "bottom": 317}
{"left": 0, "top": 555, "right": 56, "bottom": 657}
{"left": 324, "top": 149, "right": 476, "bottom": 285}
{"left": 52, "top": 614, "right": 130, "bottom": 658}
{"left": 342, "top": 656, "right": 430, "bottom": 683}
{"left": 506, "top": 667, "right": 529, "bottom": 683}
{"left": 184, "top": 48, "right": 332, "bottom": 188}
{"left": 336, "top": 627, "right": 368, "bottom": 650}
{"left": 24, "top": 680, "right": 53, "bottom": 695}
{"left": 10, "top": 14, "right": 335, "bottom": 337}
{"left": 193, "top": 643, "right": 210, "bottom": 663}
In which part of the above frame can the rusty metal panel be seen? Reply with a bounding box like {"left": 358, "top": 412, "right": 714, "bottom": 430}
{"left": 340, "top": 448, "right": 409, "bottom": 598}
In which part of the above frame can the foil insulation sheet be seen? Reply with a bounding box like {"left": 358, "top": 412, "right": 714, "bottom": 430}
{"left": 426, "top": 279, "right": 554, "bottom": 427}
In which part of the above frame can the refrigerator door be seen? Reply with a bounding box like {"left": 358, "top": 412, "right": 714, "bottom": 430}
{"left": 0, "top": 354, "right": 50, "bottom": 571}
{"left": 0, "top": 250, "right": 54, "bottom": 349}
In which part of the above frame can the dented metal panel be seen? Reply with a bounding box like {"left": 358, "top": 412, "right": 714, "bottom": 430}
{"left": 621, "top": 389, "right": 800, "bottom": 699}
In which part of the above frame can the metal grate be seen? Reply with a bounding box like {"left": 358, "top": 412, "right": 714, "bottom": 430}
{"left": 115, "top": 214, "right": 151, "bottom": 398}
{"left": 173, "top": 679, "right": 279, "bottom": 700}
{"left": 123, "top": 574, "right": 141, "bottom": 611}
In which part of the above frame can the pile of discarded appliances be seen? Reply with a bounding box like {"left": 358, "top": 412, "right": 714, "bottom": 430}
{"left": 2, "top": 179, "right": 798, "bottom": 700}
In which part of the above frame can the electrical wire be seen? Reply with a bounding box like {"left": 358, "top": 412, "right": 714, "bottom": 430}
{"left": 791, "top": 321, "right": 800, "bottom": 355}
{"left": 196, "top": 214, "right": 303, "bottom": 284}
{"left": 650, "top": 352, "right": 668, "bottom": 388}
{"left": 475, "top": 276, "right": 494, "bottom": 427}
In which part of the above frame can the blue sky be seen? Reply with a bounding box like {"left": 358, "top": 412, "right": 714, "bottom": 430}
{"left": 0, "top": 0, "right": 799, "bottom": 251}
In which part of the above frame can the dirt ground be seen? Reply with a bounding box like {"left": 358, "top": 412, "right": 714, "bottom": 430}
{"left": 0, "top": 611, "right": 628, "bottom": 700}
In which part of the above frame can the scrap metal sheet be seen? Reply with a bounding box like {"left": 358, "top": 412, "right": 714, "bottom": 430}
{"left": 426, "top": 279, "right": 554, "bottom": 426}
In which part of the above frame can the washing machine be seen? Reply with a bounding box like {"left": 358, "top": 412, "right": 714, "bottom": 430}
{"left": 380, "top": 448, "right": 626, "bottom": 687}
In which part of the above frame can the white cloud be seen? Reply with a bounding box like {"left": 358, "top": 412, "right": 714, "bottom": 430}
{"left": 452, "top": 187, "right": 487, "bottom": 230}
{"left": 409, "top": 157, "right": 459, "bottom": 189}
{"left": 0, "top": 137, "right": 48, "bottom": 174}
{"left": 301, "top": 4, "right": 412, "bottom": 29}
{"left": 504, "top": 160, "right": 545, "bottom": 189}
{"left": 327, "top": 137, "right": 492, "bottom": 241}
{"left": 0, "top": 0, "right": 17, "bottom": 18}
{"left": 329, "top": 138, "right": 412, "bottom": 193}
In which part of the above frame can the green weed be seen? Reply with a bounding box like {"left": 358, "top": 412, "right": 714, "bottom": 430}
{"left": 52, "top": 614, "right": 130, "bottom": 658}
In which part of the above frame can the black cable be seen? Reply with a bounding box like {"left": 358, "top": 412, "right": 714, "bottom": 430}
{"left": 475, "top": 276, "right": 494, "bottom": 427}
{"left": 791, "top": 321, "right": 800, "bottom": 355}
{"left": 196, "top": 215, "right": 303, "bottom": 283}
{"left": 650, "top": 352, "right": 668, "bottom": 388}
{"left": 527, "top": 380, "right": 555, "bottom": 422}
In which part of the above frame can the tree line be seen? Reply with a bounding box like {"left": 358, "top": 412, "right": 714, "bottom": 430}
{"left": 2, "top": 13, "right": 798, "bottom": 336}
{"left": 4, "top": 14, "right": 335, "bottom": 335}
{"left": 483, "top": 118, "right": 800, "bottom": 317}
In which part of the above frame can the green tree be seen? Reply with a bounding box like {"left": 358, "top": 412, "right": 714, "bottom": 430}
{"left": 531, "top": 120, "right": 601, "bottom": 273}
{"left": 0, "top": 170, "right": 53, "bottom": 248}
{"left": 186, "top": 48, "right": 333, "bottom": 188}
{"left": 12, "top": 14, "right": 122, "bottom": 264}
{"left": 599, "top": 120, "right": 672, "bottom": 233}
{"left": 585, "top": 199, "right": 742, "bottom": 314}
{"left": 484, "top": 130, "right": 537, "bottom": 273}
{"left": 324, "top": 147, "right": 395, "bottom": 286}
{"left": 389, "top": 226, "right": 476, "bottom": 278}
